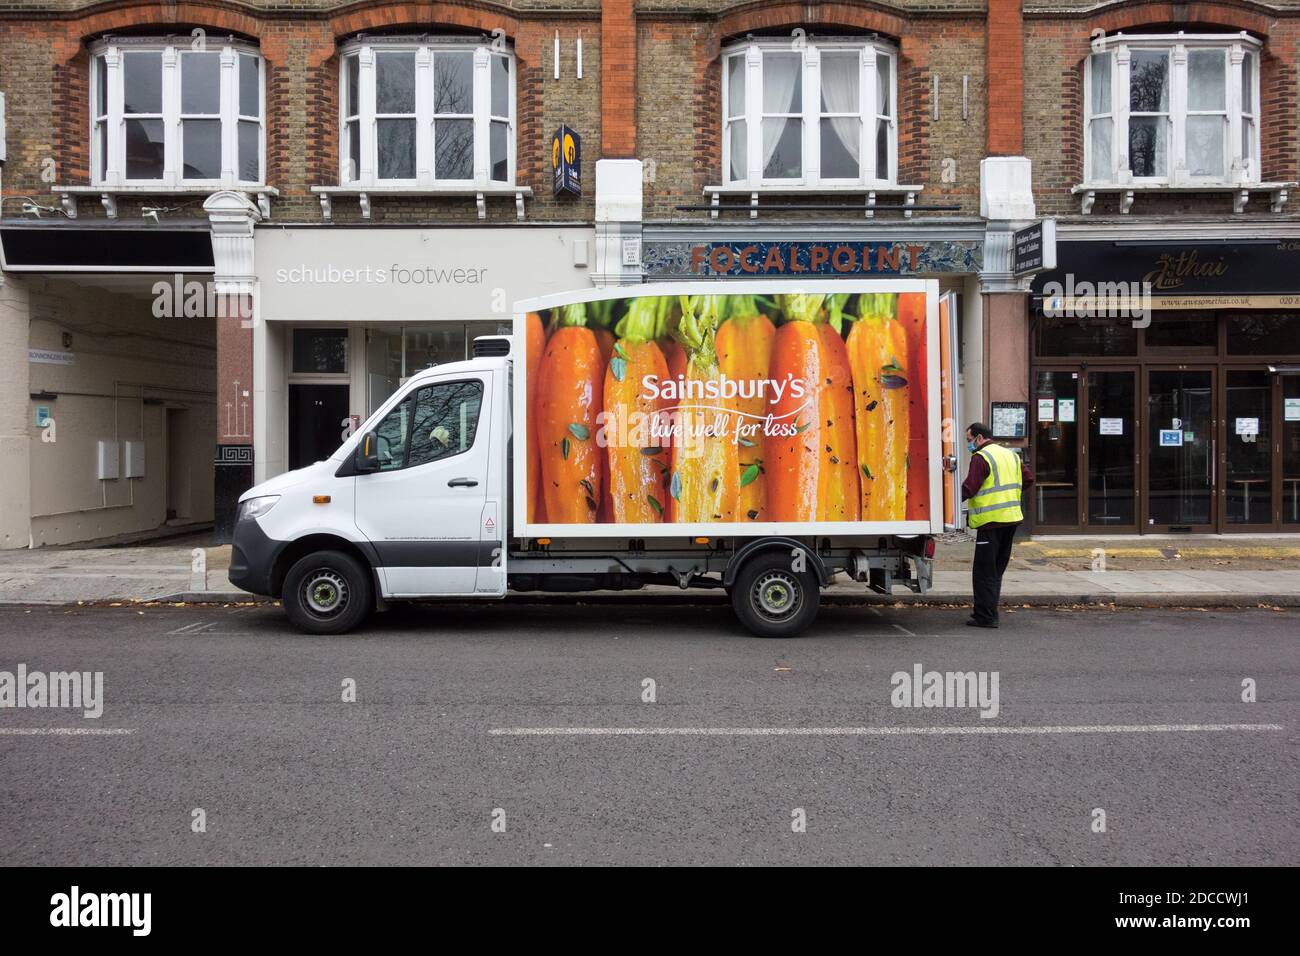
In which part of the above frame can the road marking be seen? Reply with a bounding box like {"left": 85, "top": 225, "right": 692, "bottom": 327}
{"left": 489, "top": 723, "right": 1283, "bottom": 737}
{"left": 0, "top": 728, "right": 136, "bottom": 736}
{"left": 167, "top": 621, "right": 215, "bottom": 635}
{"left": 891, "top": 623, "right": 916, "bottom": 636}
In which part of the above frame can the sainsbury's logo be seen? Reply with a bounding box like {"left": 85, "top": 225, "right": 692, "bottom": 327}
{"left": 639, "top": 372, "right": 807, "bottom": 405}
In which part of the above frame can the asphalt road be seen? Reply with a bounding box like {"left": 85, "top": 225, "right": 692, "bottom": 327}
{"left": 0, "top": 601, "right": 1296, "bottom": 866}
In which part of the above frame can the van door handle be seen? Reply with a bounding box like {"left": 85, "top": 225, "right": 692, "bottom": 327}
{"left": 448, "top": 477, "right": 479, "bottom": 488}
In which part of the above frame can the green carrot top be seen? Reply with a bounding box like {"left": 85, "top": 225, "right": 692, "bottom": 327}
{"left": 556, "top": 302, "right": 589, "bottom": 328}
{"left": 673, "top": 294, "right": 721, "bottom": 369}
{"left": 775, "top": 292, "right": 828, "bottom": 325}
{"left": 720, "top": 293, "right": 760, "bottom": 323}
{"left": 825, "top": 293, "right": 853, "bottom": 334}
{"left": 855, "top": 292, "right": 897, "bottom": 322}
{"left": 587, "top": 298, "right": 615, "bottom": 330}
{"left": 614, "top": 296, "right": 662, "bottom": 344}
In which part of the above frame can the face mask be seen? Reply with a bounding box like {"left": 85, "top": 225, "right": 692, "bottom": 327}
{"left": 967, "top": 439, "right": 978, "bottom": 453}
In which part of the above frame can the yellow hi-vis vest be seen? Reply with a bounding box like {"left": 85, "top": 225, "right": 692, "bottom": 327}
{"left": 967, "top": 442, "right": 1025, "bottom": 528}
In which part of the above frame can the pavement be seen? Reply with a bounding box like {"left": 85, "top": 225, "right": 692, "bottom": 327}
{"left": 0, "top": 602, "right": 1295, "bottom": 865}
{"left": 2, "top": 531, "right": 1300, "bottom": 608}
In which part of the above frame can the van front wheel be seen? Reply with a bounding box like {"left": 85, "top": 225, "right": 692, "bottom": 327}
{"left": 730, "top": 552, "right": 820, "bottom": 638}
{"left": 283, "top": 550, "right": 373, "bottom": 634}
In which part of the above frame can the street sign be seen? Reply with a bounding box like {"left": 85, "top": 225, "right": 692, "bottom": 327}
{"left": 1013, "top": 218, "right": 1057, "bottom": 275}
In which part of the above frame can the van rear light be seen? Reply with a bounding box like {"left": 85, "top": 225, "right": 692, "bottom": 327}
{"left": 924, "top": 537, "right": 936, "bottom": 559}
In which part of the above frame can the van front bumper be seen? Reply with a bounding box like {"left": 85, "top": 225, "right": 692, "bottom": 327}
{"left": 228, "top": 518, "right": 285, "bottom": 597}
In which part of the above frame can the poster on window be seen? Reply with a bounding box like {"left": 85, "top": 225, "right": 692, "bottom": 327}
{"left": 515, "top": 283, "right": 939, "bottom": 534}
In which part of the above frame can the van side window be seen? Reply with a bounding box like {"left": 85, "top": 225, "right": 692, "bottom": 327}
{"left": 407, "top": 380, "right": 484, "bottom": 467}
{"left": 374, "top": 398, "right": 411, "bottom": 471}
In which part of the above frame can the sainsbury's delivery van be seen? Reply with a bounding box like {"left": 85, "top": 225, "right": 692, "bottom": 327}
{"left": 229, "top": 279, "right": 963, "bottom": 637}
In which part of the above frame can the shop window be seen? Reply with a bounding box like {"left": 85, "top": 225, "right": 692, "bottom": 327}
{"left": 1036, "top": 316, "right": 1137, "bottom": 357}
{"left": 292, "top": 328, "right": 349, "bottom": 374}
{"left": 1144, "top": 312, "right": 1217, "bottom": 349}
{"left": 1085, "top": 34, "right": 1260, "bottom": 185}
{"left": 340, "top": 39, "right": 514, "bottom": 187}
{"left": 366, "top": 323, "right": 511, "bottom": 413}
{"left": 91, "top": 39, "right": 265, "bottom": 186}
{"left": 721, "top": 37, "right": 896, "bottom": 187}
{"left": 1226, "top": 313, "right": 1300, "bottom": 354}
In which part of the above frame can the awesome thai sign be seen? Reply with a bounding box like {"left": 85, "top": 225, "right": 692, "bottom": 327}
{"left": 642, "top": 239, "right": 982, "bottom": 279}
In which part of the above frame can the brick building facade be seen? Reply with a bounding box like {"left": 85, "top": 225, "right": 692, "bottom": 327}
{"left": 2, "top": 1, "right": 1300, "bottom": 545}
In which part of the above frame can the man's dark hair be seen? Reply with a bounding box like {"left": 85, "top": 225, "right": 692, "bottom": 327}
{"left": 967, "top": 422, "right": 993, "bottom": 440}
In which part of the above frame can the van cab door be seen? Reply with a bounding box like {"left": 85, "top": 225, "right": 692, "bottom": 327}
{"left": 353, "top": 370, "right": 498, "bottom": 597}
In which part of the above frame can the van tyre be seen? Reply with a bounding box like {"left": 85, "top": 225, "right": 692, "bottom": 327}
{"left": 731, "top": 551, "right": 820, "bottom": 638}
{"left": 283, "top": 550, "right": 373, "bottom": 635}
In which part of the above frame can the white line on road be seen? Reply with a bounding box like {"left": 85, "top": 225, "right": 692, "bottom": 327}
{"left": 489, "top": 723, "right": 1284, "bottom": 737}
{"left": 891, "top": 623, "right": 916, "bottom": 636}
{"left": 0, "top": 728, "right": 136, "bottom": 736}
{"left": 167, "top": 622, "right": 215, "bottom": 635}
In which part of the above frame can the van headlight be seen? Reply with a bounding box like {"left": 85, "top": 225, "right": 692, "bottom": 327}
{"left": 237, "top": 495, "right": 281, "bottom": 521}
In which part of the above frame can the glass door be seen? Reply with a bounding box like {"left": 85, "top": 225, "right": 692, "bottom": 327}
{"left": 1145, "top": 367, "right": 1216, "bottom": 531}
{"left": 1085, "top": 369, "right": 1138, "bottom": 530}
{"left": 1032, "top": 369, "right": 1082, "bottom": 528}
{"left": 1223, "top": 369, "right": 1274, "bottom": 529}
{"left": 1284, "top": 376, "right": 1300, "bottom": 528}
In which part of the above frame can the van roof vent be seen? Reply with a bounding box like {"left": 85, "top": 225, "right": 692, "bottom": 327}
{"left": 473, "top": 335, "right": 512, "bottom": 358}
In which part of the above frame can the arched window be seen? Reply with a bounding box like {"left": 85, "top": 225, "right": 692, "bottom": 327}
{"left": 1085, "top": 32, "right": 1261, "bottom": 185}
{"left": 721, "top": 36, "right": 897, "bottom": 187}
{"left": 339, "top": 37, "right": 515, "bottom": 187}
{"left": 90, "top": 37, "right": 265, "bottom": 187}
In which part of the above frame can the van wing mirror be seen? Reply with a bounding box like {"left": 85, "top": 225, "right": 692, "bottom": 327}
{"left": 355, "top": 430, "right": 381, "bottom": 473}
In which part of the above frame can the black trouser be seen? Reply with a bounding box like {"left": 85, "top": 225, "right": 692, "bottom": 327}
{"left": 972, "top": 522, "right": 1019, "bottom": 624}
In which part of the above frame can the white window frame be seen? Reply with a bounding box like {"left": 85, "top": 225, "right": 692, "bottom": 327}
{"left": 721, "top": 37, "right": 897, "bottom": 189}
{"left": 339, "top": 37, "right": 516, "bottom": 189}
{"left": 89, "top": 37, "right": 265, "bottom": 189}
{"left": 1084, "top": 32, "right": 1262, "bottom": 187}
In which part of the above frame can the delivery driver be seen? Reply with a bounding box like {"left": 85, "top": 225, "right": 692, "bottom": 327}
{"left": 961, "top": 422, "right": 1034, "bottom": 628}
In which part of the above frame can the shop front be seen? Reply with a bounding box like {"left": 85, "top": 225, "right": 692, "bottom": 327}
{"left": 1030, "top": 238, "right": 1300, "bottom": 533}
{"left": 251, "top": 223, "right": 594, "bottom": 482}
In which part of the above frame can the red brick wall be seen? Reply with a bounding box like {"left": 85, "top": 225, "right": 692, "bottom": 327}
{"left": 987, "top": 0, "right": 1024, "bottom": 155}
{"left": 0, "top": 2, "right": 601, "bottom": 222}
{"left": 602, "top": 0, "right": 636, "bottom": 157}
{"left": 1025, "top": 2, "right": 1300, "bottom": 216}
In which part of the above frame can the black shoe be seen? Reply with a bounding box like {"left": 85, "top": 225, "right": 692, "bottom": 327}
{"left": 966, "top": 618, "right": 998, "bottom": 629}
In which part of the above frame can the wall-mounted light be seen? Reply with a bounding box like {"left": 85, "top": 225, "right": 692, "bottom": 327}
{"left": 30, "top": 391, "right": 58, "bottom": 401}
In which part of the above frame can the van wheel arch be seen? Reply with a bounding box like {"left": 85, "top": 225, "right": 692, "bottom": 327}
{"left": 271, "top": 534, "right": 379, "bottom": 600}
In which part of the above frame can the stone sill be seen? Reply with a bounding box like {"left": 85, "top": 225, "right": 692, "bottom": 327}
{"left": 1071, "top": 182, "right": 1297, "bottom": 215}
{"left": 703, "top": 184, "right": 924, "bottom": 219}
{"left": 310, "top": 185, "right": 534, "bottom": 221}
{"left": 54, "top": 185, "right": 278, "bottom": 220}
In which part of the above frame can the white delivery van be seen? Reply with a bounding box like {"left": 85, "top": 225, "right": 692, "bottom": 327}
{"left": 229, "top": 280, "right": 963, "bottom": 637}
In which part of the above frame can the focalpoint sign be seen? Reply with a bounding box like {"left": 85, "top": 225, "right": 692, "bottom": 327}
{"left": 641, "top": 239, "right": 982, "bottom": 279}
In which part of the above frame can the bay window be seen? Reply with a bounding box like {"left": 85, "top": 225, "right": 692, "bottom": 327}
{"left": 1085, "top": 34, "right": 1261, "bottom": 185}
{"left": 340, "top": 38, "right": 515, "bottom": 188}
{"left": 722, "top": 38, "right": 897, "bottom": 187}
{"left": 90, "top": 39, "right": 265, "bottom": 187}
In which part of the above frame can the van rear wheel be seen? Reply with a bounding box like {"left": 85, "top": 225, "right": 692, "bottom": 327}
{"left": 730, "top": 552, "right": 820, "bottom": 638}
{"left": 283, "top": 550, "right": 372, "bottom": 634}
